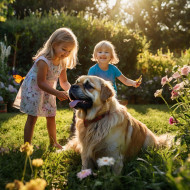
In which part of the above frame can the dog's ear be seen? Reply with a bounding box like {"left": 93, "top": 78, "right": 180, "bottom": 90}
{"left": 100, "top": 83, "right": 114, "bottom": 102}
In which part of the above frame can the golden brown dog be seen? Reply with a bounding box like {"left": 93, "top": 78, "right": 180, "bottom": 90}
{"left": 65, "top": 75, "right": 168, "bottom": 174}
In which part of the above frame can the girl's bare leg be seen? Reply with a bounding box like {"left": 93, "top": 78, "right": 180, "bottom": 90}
{"left": 24, "top": 115, "right": 38, "bottom": 143}
{"left": 46, "top": 116, "right": 62, "bottom": 149}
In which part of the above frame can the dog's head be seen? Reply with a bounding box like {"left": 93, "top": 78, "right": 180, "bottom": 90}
{"left": 69, "top": 75, "right": 115, "bottom": 119}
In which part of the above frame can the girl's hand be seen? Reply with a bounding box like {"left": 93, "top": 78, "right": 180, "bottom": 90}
{"left": 56, "top": 91, "right": 69, "bottom": 101}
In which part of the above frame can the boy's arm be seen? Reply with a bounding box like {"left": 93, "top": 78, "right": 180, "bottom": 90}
{"left": 117, "top": 74, "right": 137, "bottom": 87}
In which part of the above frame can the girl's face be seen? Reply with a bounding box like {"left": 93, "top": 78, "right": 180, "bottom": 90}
{"left": 53, "top": 42, "right": 74, "bottom": 59}
{"left": 96, "top": 47, "right": 112, "bottom": 65}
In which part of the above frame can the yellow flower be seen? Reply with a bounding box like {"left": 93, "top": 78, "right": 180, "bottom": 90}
{"left": 32, "top": 159, "right": 44, "bottom": 167}
{"left": 5, "top": 183, "right": 15, "bottom": 190}
{"left": 6, "top": 180, "right": 24, "bottom": 190}
{"left": 22, "top": 178, "right": 47, "bottom": 190}
{"left": 186, "top": 157, "right": 190, "bottom": 163}
{"left": 175, "top": 176, "right": 183, "bottom": 183}
{"left": 20, "top": 142, "right": 33, "bottom": 156}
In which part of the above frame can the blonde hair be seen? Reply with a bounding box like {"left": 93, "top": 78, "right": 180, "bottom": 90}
{"left": 33, "top": 27, "right": 78, "bottom": 69}
{"left": 91, "top": 40, "right": 119, "bottom": 64}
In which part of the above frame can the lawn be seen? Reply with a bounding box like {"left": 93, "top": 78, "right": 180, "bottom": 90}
{"left": 0, "top": 105, "right": 189, "bottom": 190}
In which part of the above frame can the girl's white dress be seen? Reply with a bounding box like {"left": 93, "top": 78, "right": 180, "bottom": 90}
{"left": 13, "top": 56, "right": 62, "bottom": 117}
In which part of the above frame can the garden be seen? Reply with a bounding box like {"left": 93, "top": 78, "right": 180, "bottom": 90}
{"left": 0, "top": 0, "right": 190, "bottom": 190}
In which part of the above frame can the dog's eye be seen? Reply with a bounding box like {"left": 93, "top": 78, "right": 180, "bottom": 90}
{"left": 84, "top": 81, "right": 94, "bottom": 90}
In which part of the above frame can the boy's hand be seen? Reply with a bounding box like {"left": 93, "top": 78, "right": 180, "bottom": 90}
{"left": 135, "top": 75, "right": 142, "bottom": 88}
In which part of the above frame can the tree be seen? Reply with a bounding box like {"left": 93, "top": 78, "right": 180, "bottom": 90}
{"left": 122, "top": 0, "right": 190, "bottom": 51}
{"left": 7, "top": 0, "right": 98, "bottom": 19}
{"left": 0, "top": 0, "right": 14, "bottom": 22}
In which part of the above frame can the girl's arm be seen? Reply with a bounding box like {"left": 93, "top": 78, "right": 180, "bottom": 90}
{"left": 37, "top": 60, "right": 68, "bottom": 100}
{"left": 117, "top": 74, "right": 138, "bottom": 87}
{"left": 59, "top": 69, "right": 71, "bottom": 91}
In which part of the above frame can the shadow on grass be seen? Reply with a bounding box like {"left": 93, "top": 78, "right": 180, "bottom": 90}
{"left": 0, "top": 112, "right": 21, "bottom": 123}
{"left": 0, "top": 146, "right": 44, "bottom": 190}
{"left": 127, "top": 104, "right": 169, "bottom": 115}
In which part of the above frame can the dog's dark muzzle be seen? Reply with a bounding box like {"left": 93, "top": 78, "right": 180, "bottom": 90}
{"left": 69, "top": 85, "right": 93, "bottom": 110}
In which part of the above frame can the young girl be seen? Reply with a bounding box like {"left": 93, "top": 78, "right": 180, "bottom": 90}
{"left": 13, "top": 27, "right": 78, "bottom": 149}
{"left": 88, "top": 40, "right": 141, "bottom": 93}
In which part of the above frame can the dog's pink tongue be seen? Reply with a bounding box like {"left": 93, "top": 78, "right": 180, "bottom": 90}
{"left": 69, "top": 100, "right": 81, "bottom": 108}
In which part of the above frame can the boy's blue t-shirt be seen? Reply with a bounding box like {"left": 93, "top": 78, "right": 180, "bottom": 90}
{"left": 88, "top": 63, "right": 122, "bottom": 92}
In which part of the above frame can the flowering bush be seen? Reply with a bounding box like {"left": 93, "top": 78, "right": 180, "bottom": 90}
{"left": 137, "top": 48, "right": 175, "bottom": 79}
{"left": 117, "top": 75, "right": 171, "bottom": 104}
{"left": 0, "top": 39, "right": 19, "bottom": 105}
{"left": 154, "top": 65, "right": 190, "bottom": 150}
{"left": 118, "top": 49, "right": 190, "bottom": 104}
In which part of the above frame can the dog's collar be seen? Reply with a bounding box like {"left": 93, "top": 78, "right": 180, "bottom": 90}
{"left": 84, "top": 112, "right": 109, "bottom": 127}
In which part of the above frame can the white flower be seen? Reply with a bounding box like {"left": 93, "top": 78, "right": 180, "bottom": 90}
{"left": 8, "top": 85, "right": 17, "bottom": 93}
{"left": 147, "top": 80, "right": 153, "bottom": 84}
{"left": 97, "top": 157, "right": 115, "bottom": 167}
{"left": 0, "top": 82, "right": 5, "bottom": 88}
{"left": 154, "top": 89, "right": 163, "bottom": 98}
{"left": 0, "top": 96, "right": 3, "bottom": 102}
{"left": 6, "top": 46, "right": 11, "bottom": 57}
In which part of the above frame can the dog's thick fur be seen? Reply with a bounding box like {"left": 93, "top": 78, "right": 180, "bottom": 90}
{"left": 65, "top": 75, "right": 169, "bottom": 174}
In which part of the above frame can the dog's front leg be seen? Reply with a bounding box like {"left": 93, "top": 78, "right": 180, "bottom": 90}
{"left": 81, "top": 153, "right": 95, "bottom": 170}
{"left": 112, "top": 154, "right": 124, "bottom": 175}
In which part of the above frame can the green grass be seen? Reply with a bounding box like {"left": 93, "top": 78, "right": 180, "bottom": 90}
{"left": 0, "top": 105, "right": 189, "bottom": 190}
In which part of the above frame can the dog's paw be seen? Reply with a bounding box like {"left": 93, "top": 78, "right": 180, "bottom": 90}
{"left": 56, "top": 146, "right": 66, "bottom": 153}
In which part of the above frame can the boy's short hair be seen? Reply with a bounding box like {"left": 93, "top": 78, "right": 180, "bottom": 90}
{"left": 91, "top": 40, "right": 119, "bottom": 64}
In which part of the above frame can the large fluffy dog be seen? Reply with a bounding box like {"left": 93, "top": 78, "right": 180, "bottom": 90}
{"left": 65, "top": 75, "right": 168, "bottom": 174}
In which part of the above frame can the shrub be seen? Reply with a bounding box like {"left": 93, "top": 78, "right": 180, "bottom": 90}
{"left": 0, "top": 11, "right": 145, "bottom": 84}
{"left": 0, "top": 38, "right": 19, "bottom": 107}
{"left": 118, "top": 49, "right": 190, "bottom": 104}
{"left": 137, "top": 48, "right": 176, "bottom": 79}
{"left": 154, "top": 65, "right": 190, "bottom": 150}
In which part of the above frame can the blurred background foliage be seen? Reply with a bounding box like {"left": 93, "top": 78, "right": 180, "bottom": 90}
{"left": 0, "top": 0, "right": 190, "bottom": 105}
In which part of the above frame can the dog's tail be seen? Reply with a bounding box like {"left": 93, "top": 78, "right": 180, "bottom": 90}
{"left": 157, "top": 133, "right": 175, "bottom": 148}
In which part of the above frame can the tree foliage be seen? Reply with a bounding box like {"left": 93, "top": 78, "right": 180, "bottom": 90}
{"left": 0, "top": 0, "right": 14, "bottom": 22}
{"left": 3, "top": 0, "right": 190, "bottom": 52}
{"left": 122, "top": 0, "right": 190, "bottom": 51}
{"left": 0, "top": 12, "right": 145, "bottom": 83}
{"left": 7, "top": 0, "right": 98, "bottom": 19}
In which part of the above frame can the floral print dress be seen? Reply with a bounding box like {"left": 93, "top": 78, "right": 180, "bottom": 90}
{"left": 13, "top": 56, "right": 62, "bottom": 117}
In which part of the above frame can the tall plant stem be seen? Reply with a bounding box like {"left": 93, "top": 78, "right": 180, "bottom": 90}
{"left": 22, "top": 155, "right": 28, "bottom": 182}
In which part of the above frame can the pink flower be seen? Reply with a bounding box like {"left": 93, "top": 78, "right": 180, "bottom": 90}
{"left": 161, "top": 76, "right": 168, "bottom": 86}
{"left": 169, "top": 117, "right": 178, "bottom": 125}
{"left": 173, "top": 82, "right": 184, "bottom": 91}
{"left": 181, "top": 65, "right": 190, "bottom": 76}
{"left": 171, "top": 90, "right": 179, "bottom": 100}
{"left": 172, "top": 72, "right": 181, "bottom": 79}
{"left": 77, "top": 169, "right": 92, "bottom": 180}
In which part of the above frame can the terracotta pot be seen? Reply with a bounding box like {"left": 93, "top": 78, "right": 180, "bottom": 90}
{"left": 118, "top": 99, "right": 128, "bottom": 106}
{"left": 0, "top": 102, "right": 7, "bottom": 113}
